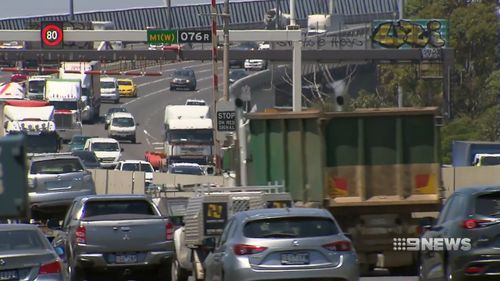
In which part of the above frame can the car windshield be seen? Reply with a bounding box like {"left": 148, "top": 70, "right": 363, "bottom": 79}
{"left": 169, "top": 166, "right": 204, "bottom": 175}
{"left": 479, "top": 156, "right": 500, "bottom": 166}
{"left": 82, "top": 200, "right": 155, "bottom": 218}
{"left": 28, "top": 80, "right": 45, "bottom": 93}
{"left": 112, "top": 117, "right": 134, "bottom": 127}
{"left": 92, "top": 142, "right": 119, "bottom": 151}
{"left": 101, "top": 81, "right": 116, "bottom": 89}
{"left": 30, "top": 158, "right": 84, "bottom": 174}
{"left": 118, "top": 80, "right": 132, "bottom": 86}
{"left": 72, "top": 136, "right": 90, "bottom": 145}
{"left": 475, "top": 192, "right": 500, "bottom": 217}
{"left": 121, "top": 163, "right": 153, "bottom": 172}
{"left": 174, "top": 70, "right": 193, "bottom": 77}
{"left": 167, "top": 129, "right": 213, "bottom": 143}
{"left": 107, "top": 108, "right": 127, "bottom": 115}
{"left": 49, "top": 101, "right": 78, "bottom": 111}
{"left": 243, "top": 217, "right": 338, "bottom": 238}
{"left": 0, "top": 230, "right": 46, "bottom": 251}
{"left": 230, "top": 70, "right": 247, "bottom": 80}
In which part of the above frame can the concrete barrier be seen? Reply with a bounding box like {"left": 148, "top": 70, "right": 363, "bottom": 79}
{"left": 88, "top": 169, "right": 226, "bottom": 195}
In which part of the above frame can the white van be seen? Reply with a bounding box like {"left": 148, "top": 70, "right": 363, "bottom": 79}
{"left": 100, "top": 77, "right": 120, "bottom": 104}
{"left": 84, "top": 137, "right": 123, "bottom": 168}
{"left": 108, "top": 112, "right": 137, "bottom": 143}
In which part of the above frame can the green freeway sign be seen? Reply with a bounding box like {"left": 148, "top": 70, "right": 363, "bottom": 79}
{"left": 147, "top": 29, "right": 177, "bottom": 44}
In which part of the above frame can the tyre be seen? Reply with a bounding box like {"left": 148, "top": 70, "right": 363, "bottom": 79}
{"left": 156, "top": 261, "right": 172, "bottom": 281}
{"left": 114, "top": 98, "right": 120, "bottom": 104}
{"left": 171, "top": 259, "right": 189, "bottom": 281}
{"left": 70, "top": 264, "right": 85, "bottom": 281}
{"left": 170, "top": 86, "right": 175, "bottom": 91}
{"left": 131, "top": 137, "right": 136, "bottom": 144}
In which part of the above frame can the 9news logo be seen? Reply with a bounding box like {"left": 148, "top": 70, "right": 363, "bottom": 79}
{"left": 393, "top": 237, "right": 472, "bottom": 251}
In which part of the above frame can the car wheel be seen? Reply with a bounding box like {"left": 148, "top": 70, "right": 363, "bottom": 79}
{"left": 156, "top": 261, "right": 172, "bottom": 281}
{"left": 131, "top": 137, "right": 136, "bottom": 144}
{"left": 114, "top": 98, "right": 120, "bottom": 104}
{"left": 171, "top": 259, "right": 189, "bottom": 281}
{"left": 70, "top": 264, "right": 85, "bottom": 281}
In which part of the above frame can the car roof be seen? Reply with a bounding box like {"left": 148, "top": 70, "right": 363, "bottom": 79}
{"left": 235, "top": 208, "right": 332, "bottom": 221}
{"left": 0, "top": 224, "right": 41, "bottom": 231}
{"left": 76, "top": 194, "right": 150, "bottom": 202}
{"left": 100, "top": 77, "right": 117, "bottom": 81}
{"left": 119, "top": 160, "right": 151, "bottom": 165}
{"left": 30, "top": 154, "right": 80, "bottom": 162}
{"left": 118, "top": 78, "right": 133, "bottom": 82}
{"left": 110, "top": 112, "right": 134, "bottom": 118}
{"left": 170, "top": 163, "right": 202, "bottom": 167}
{"left": 451, "top": 185, "right": 500, "bottom": 196}
{"left": 87, "top": 137, "right": 119, "bottom": 143}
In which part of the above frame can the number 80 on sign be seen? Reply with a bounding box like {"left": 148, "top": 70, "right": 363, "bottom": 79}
{"left": 41, "top": 21, "right": 64, "bottom": 49}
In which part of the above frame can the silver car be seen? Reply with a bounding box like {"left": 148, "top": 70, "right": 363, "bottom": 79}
{"left": 0, "top": 224, "right": 68, "bottom": 281}
{"left": 28, "top": 154, "right": 96, "bottom": 214}
{"left": 204, "top": 208, "right": 360, "bottom": 281}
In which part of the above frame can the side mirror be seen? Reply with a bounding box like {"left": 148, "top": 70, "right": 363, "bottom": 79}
{"left": 202, "top": 237, "right": 217, "bottom": 252}
{"left": 54, "top": 246, "right": 65, "bottom": 257}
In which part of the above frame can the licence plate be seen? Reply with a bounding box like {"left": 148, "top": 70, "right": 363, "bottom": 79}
{"left": 115, "top": 255, "right": 137, "bottom": 264}
{"left": 0, "top": 270, "right": 18, "bottom": 280}
{"left": 281, "top": 253, "right": 310, "bottom": 265}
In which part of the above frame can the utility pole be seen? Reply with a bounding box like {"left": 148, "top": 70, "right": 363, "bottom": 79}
{"left": 289, "top": 0, "right": 302, "bottom": 112}
{"left": 164, "top": 0, "right": 172, "bottom": 29}
{"left": 223, "top": 0, "right": 230, "bottom": 101}
{"left": 397, "top": 0, "right": 404, "bottom": 108}
{"left": 69, "top": 0, "right": 75, "bottom": 20}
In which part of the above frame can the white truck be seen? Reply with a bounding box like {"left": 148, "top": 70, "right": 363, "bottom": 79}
{"left": 1, "top": 100, "right": 60, "bottom": 153}
{"left": 163, "top": 105, "right": 215, "bottom": 174}
{"left": 44, "top": 79, "right": 83, "bottom": 142}
{"left": 27, "top": 75, "right": 55, "bottom": 100}
{"left": 59, "top": 61, "right": 102, "bottom": 123}
{"left": 307, "top": 14, "right": 331, "bottom": 35}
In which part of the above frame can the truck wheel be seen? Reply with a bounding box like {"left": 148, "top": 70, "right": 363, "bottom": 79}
{"left": 171, "top": 259, "right": 189, "bottom": 281}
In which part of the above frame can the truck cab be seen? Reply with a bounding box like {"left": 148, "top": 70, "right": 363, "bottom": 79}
{"left": 472, "top": 153, "right": 500, "bottom": 166}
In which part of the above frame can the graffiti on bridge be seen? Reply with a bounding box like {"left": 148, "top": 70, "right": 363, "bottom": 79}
{"left": 371, "top": 19, "right": 448, "bottom": 49}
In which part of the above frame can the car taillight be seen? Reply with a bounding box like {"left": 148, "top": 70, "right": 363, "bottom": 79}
{"left": 75, "top": 225, "right": 86, "bottom": 244}
{"left": 462, "top": 219, "right": 493, "bottom": 229}
{"left": 322, "top": 240, "right": 352, "bottom": 251}
{"left": 233, "top": 244, "right": 267, "bottom": 256}
{"left": 166, "top": 222, "right": 174, "bottom": 240}
{"left": 465, "top": 265, "right": 484, "bottom": 274}
{"left": 39, "top": 261, "right": 61, "bottom": 274}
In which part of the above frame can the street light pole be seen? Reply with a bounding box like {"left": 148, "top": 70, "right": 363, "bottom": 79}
{"left": 223, "top": 0, "right": 230, "bottom": 101}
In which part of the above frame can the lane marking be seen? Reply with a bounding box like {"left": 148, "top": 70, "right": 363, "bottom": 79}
{"left": 143, "top": 129, "right": 159, "bottom": 141}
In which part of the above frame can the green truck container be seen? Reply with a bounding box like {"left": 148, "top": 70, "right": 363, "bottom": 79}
{"left": 246, "top": 107, "right": 443, "bottom": 274}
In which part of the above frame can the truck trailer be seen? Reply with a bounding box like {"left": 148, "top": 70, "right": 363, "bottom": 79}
{"left": 245, "top": 107, "right": 443, "bottom": 274}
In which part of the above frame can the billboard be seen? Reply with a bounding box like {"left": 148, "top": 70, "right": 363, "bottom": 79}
{"left": 371, "top": 19, "right": 449, "bottom": 49}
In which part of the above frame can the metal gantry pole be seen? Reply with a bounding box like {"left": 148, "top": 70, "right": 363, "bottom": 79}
{"left": 164, "top": 0, "right": 172, "bottom": 29}
{"left": 69, "top": 0, "right": 75, "bottom": 20}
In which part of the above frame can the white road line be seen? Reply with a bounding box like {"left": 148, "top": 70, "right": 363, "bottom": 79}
{"left": 143, "top": 129, "right": 159, "bottom": 141}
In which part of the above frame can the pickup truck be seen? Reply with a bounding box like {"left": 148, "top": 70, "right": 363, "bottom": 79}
{"left": 54, "top": 194, "right": 175, "bottom": 281}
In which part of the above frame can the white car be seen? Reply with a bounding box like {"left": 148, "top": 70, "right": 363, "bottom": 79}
{"left": 84, "top": 137, "right": 123, "bottom": 168}
{"left": 108, "top": 112, "right": 137, "bottom": 143}
{"left": 100, "top": 77, "right": 120, "bottom": 104}
{"left": 114, "top": 160, "right": 154, "bottom": 185}
{"left": 244, "top": 43, "right": 269, "bottom": 71}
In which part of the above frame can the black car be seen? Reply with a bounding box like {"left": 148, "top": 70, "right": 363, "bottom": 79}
{"left": 71, "top": 150, "right": 101, "bottom": 169}
{"left": 170, "top": 68, "right": 197, "bottom": 91}
{"left": 229, "top": 69, "right": 248, "bottom": 84}
{"left": 419, "top": 186, "right": 500, "bottom": 281}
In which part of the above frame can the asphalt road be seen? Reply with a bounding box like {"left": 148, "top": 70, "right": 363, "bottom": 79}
{"left": 0, "top": 61, "right": 419, "bottom": 281}
{"left": 82, "top": 60, "right": 220, "bottom": 161}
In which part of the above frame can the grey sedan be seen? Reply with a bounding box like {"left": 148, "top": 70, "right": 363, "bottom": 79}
{"left": 204, "top": 208, "right": 360, "bottom": 281}
{"left": 0, "top": 224, "right": 68, "bottom": 281}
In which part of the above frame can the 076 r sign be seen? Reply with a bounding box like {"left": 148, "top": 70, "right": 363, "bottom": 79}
{"left": 178, "top": 30, "right": 212, "bottom": 44}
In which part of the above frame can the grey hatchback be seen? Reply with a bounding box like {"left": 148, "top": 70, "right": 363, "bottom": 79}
{"left": 419, "top": 186, "right": 500, "bottom": 281}
{"left": 28, "top": 154, "right": 96, "bottom": 214}
{"left": 203, "top": 208, "right": 360, "bottom": 281}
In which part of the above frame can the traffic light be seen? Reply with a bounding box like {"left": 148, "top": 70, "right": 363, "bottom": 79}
{"left": 0, "top": 134, "right": 29, "bottom": 219}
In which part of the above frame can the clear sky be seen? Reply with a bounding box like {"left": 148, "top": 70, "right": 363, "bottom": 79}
{"left": 0, "top": 0, "right": 256, "bottom": 19}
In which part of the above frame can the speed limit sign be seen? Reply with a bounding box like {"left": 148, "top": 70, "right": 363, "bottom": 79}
{"left": 40, "top": 21, "right": 64, "bottom": 49}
